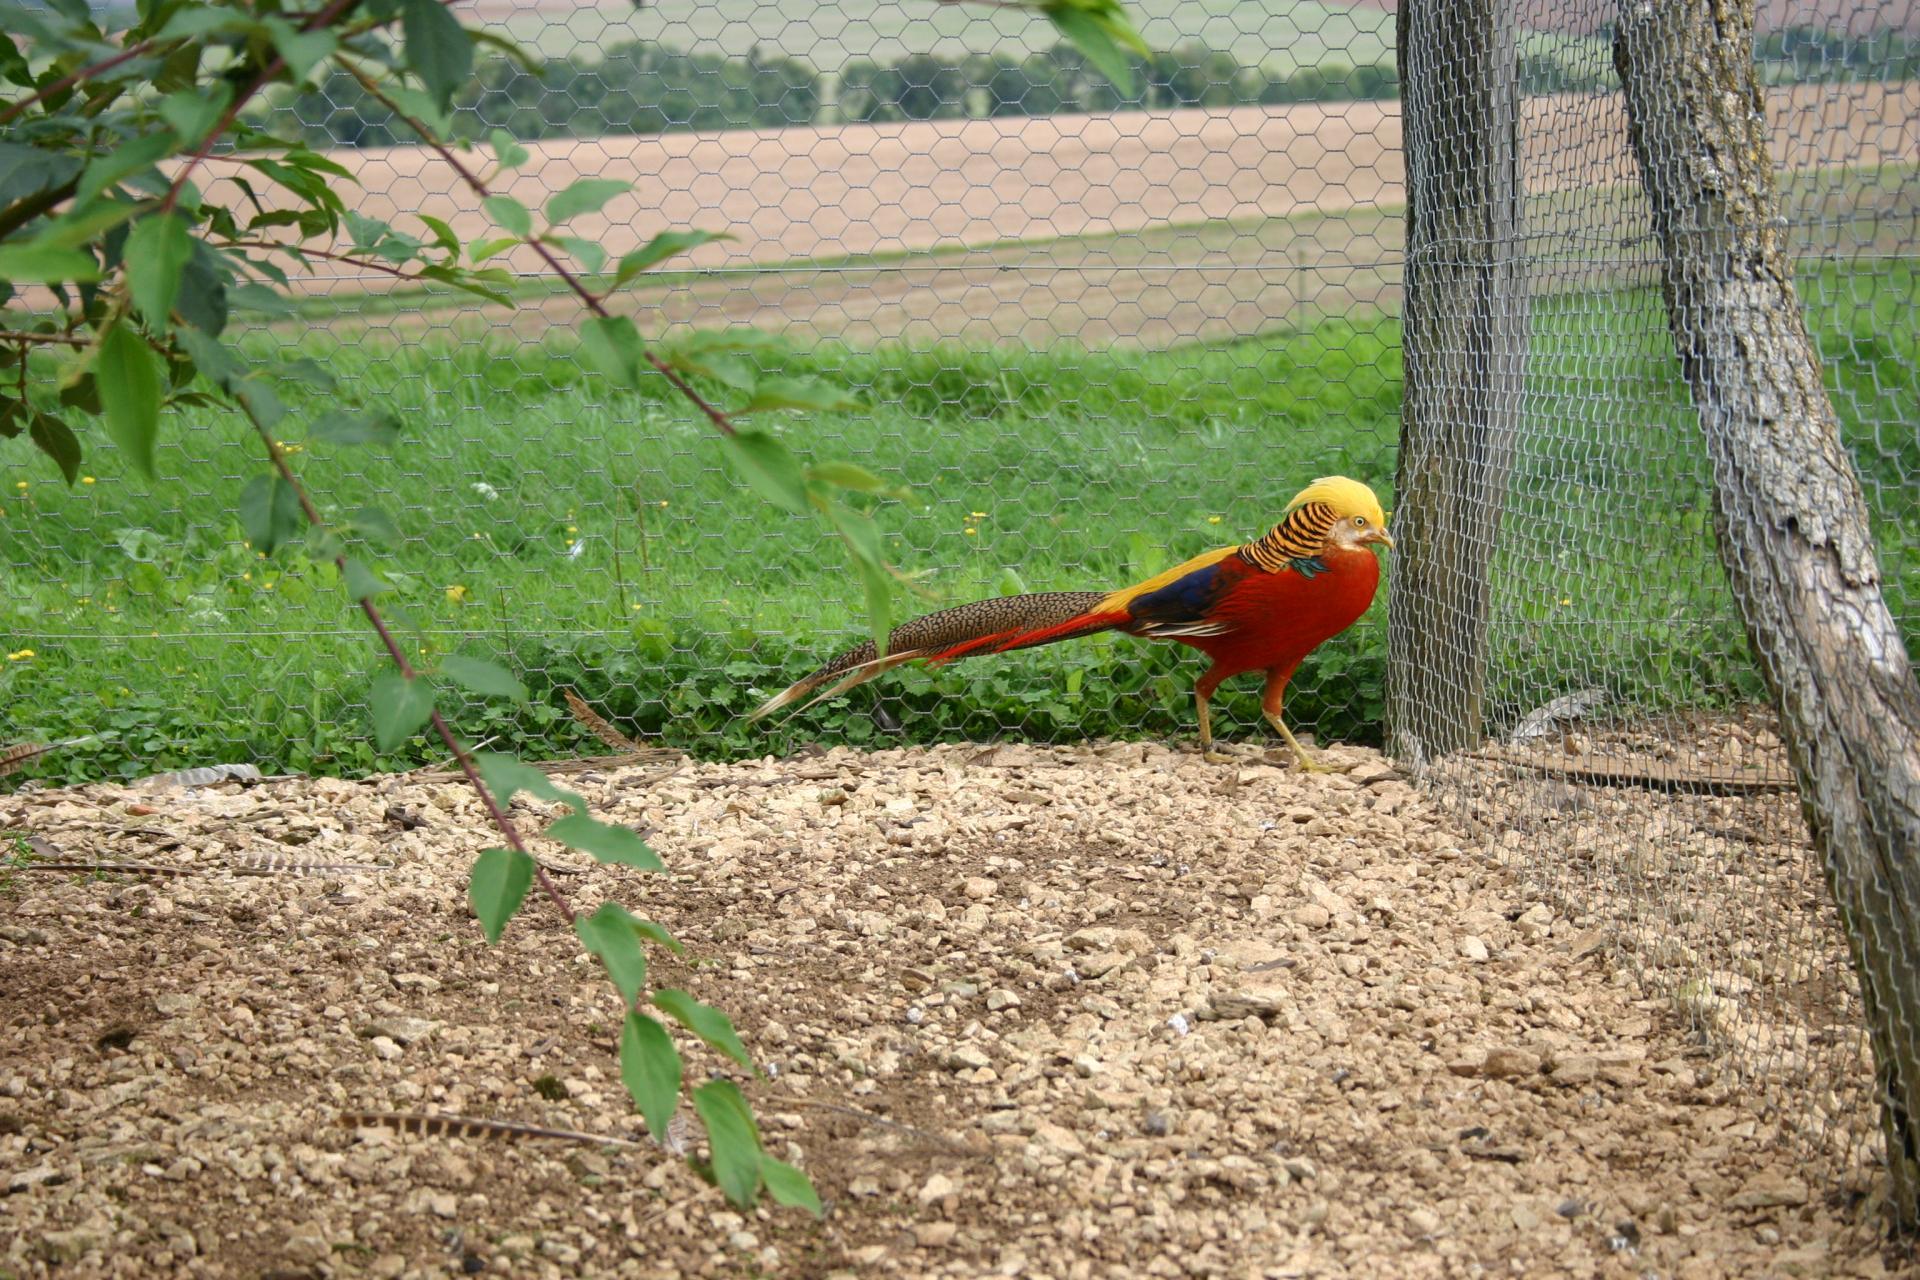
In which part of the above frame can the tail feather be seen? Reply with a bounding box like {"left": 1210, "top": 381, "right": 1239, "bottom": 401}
{"left": 748, "top": 590, "right": 1112, "bottom": 722}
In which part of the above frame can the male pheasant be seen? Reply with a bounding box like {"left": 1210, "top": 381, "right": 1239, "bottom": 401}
{"left": 751, "top": 476, "right": 1393, "bottom": 769}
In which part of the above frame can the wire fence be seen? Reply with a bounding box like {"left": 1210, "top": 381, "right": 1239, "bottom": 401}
{"left": 1, "top": 0, "right": 1916, "bottom": 1197}
{"left": 1397, "top": 0, "right": 1919, "bottom": 1195}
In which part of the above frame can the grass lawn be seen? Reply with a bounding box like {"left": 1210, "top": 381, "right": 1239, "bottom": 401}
{"left": 2, "top": 260, "right": 1914, "bottom": 784}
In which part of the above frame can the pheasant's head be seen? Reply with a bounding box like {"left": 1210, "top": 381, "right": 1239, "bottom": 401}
{"left": 1286, "top": 476, "right": 1394, "bottom": 552}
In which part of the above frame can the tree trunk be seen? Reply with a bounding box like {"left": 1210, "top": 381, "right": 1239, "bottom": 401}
{"left": 1386, "top": 0, "right": 1528, "bottom": 764}
{"left": 1614, "top": 0, "right": 1920, "bottom": 1222}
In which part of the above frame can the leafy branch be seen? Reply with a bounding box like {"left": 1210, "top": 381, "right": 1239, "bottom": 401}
{"left": 2, "top": 0, "right": 1144, "bottom": 1216}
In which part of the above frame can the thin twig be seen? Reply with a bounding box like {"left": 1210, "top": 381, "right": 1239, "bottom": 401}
{"left": 0, "top": 330, "right": 90, "bottom": 347}
{"left": 223, "top": 239, "right": 440, "bottom": 283}
{"left": 0, "top": 39, "right": 157, "bottom": 126}
{"left": 159, "top": 0, "right": 364, "bottom": 213}
{"left": 344, "top": 64, "right": 740, "bottom": 438}
{"left": 229, "top": 402, "right": 573, "bottom": 919}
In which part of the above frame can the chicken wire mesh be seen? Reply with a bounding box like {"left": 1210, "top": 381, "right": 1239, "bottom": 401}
{"left": 1, "top": 0, "right": 1917, "bottom": 1198}
{"left": 3, "top": 1, "right": 1416, "bottom": 774}
{"left": 1397, "top": 0, "right": 1919, "bottom": 1194}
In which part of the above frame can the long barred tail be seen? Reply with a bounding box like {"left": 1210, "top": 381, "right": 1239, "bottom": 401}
{"left": 748, "top": 591, "right": 1116, "bottom": 722}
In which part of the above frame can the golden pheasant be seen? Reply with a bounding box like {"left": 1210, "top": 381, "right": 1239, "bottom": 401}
{"left": 751, "top": 476, "right": 1393, "bottom": 769}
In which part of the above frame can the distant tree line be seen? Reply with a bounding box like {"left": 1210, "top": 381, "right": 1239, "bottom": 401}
{"left": 269, "top": 28, "right": 1919, "bottom": 149}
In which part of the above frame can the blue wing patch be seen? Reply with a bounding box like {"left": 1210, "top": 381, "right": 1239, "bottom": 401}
{"left": 1126, "top": 561, "right": 1229, "bottom": 625}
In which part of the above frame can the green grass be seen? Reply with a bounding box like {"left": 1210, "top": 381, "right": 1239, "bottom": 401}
{"left": 2, "top": 262, "right": 1915, "bottom": 785}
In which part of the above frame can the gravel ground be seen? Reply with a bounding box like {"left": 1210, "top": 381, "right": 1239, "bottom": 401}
{"left": 2, "top": 739, "right": 1913, "bottom": 1279}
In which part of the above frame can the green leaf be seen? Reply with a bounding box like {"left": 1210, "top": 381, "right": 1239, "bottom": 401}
{"left": 628, "top": 917, "right": 685, "bottom": 956}
{"left": 692, "top": 1081, "right": 763, "bottom": 1209}
{"left": 401, "top": 0, "right": 473, "bottom": 111}
{"left": 854, "top": 554, "right": 893, "bottom": 659}
{"left": 760, "top": 1155, "right": 823, "bottom": 1217}
{"left": 719, "top": 429, "right": 807, "bottom": 515}
{"left": 34, "top": 199, "right": 136, "bottom": 251}
{"left": 124, "top": 213, "right": 192, "bottom": 333}
{"left": 96, "top": 323, "right": 161, "bottom": 477}
{"left": 468, "top": 846, "right": 533, "bottom": 943}
{"left": 546, "top": 813, "right": 663, "bottom": 871}
{"left": 238, "top": 473, "right": 303, "bottom": 554}
{"left": 612, "top": 230, "right": 726, "bottom": 286}
{"left": 440, "top": 655, "right": 529, "bottom": 703}
{"left": 808, "top": 461, "right": 889, "bottom": 493}
{"left": 575, "top": 902, "right": 649, "bottom": 1007}
{"left": 551, "top": 235, "right": 606, "bottom": 275}
{"left": 262, "top": 17, "right": 337, "bottom": 81}
{"left": 827, "top": 501, "right": 885, "bottom": 567}
{"left": 233, "top": 377, "right": 287, "bottom": 430}
{"left": 653, "top": 989, "right": 753, "bottom": 1069}
{"left": 346, "top": 504, "right": 399, "bottom": 544}
{"left": 1047, "top": 6, "right": 1137, "bottom": 95}
{"left": 740, "top": 375, "right": 859, "bottom": 415}
{"left": 369, "top": 671, "right": 435, "bottom": 750}
{"left": 416, "top": 214, "right": 461, "bottom": 257}
{"left": 159, "top": 84, "right": 234, "bottom": 148}
{"left": 309, "top": 408, "right": 401, "bottom": 447}
{"left": 76, "top": 131, "right": 179, "bottom": 206}
{"left": 28, "top": 413, "right": 81, "bottom": 484}
{"left": 0, "top": 242, "right": 99, "bottom": 284}
{"left": 343, "top": 557, "right": 387, "bottom": 602}
{"left": 469, "top": 237, "right": 519, "bottom": 265}
{"left": 480, "top": 194, "right": 532, "bottom": 239}
{"left": 489, "top": 128, "right": 530, "bottom": 173}
{"left": 545, "top": 178, "right": 630, "bottom": 226}
{"left": 620, "top": 1012, "right": 681, "bottom": 1141}
{"left": 578, "top": 314, "right": 647, "bottom": 386}
{"left": 475, "top": 750, "right": 566, "bottom": 805}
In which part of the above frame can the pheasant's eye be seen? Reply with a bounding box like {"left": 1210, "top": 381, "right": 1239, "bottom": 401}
{"left": 1353, "top": 516, "right": 1368, "bottom": 527}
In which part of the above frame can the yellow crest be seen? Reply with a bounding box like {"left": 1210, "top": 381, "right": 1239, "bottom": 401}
{"left": 1284, "top": 476, "right": 1387, "bottom": 528}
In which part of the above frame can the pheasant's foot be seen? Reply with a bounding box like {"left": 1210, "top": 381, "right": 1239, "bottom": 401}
{"left": 1266, "top": 714, "right": 1328, "bottom": 773}
{"left": 1202, "top": 750, "right": 1236, "bottom": 765}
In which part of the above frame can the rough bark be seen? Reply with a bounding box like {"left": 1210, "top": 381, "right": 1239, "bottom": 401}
{"left": 1614, "top": 0, "right": 1920, "bottom": 1221}
{"left": 1386, "top": 0, "right": 1528, "bottom": 765}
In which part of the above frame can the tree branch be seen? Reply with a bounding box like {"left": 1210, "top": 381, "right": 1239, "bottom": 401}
{"left": 345, "top": 64, "right": 742, "bottom": 438}
{"left": 232, "top": 404, "right": 575, "bottom": 921}
{"left": 0, "top": 39, "right": 157, "bottom": 126}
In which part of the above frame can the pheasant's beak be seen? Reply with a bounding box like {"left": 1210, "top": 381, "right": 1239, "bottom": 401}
{"left": 1366, "top": 525, "right": 1396, "bottom": 551}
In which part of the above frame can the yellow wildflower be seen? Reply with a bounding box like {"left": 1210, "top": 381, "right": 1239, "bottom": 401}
{"left": 81, "top": 476, "right": 96, "bottom": 485}
{"left": 964, "top": 527, "right": 978, "bottom": 536}
{"left": 241, "top": 571, "right": 252, "bottom": 581}
{"left": 13, "top": 481, "right": 25, "bottom": 490}
{"left": 1207, "top": 516, "right": 1222, "bottom": 525}
{"left": 5, "top": 649, "right": 33, "bottom": 661}
{"left": 566, "top": 525, "right": 578, "bottom": 534}
{"left": 970, "top": 511, "right": 988, "bottom": 519}
{"left": 1559, "top": 597, "right": 1572, "bottom": 607}
{"left": 446, "top": 584, "right": 469, "bottom": 603}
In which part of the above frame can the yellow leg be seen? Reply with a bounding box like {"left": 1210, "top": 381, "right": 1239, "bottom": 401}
{"left": 1260, "top": 665, "right": 1325, "bottom": 773}
{"left": 1195, "top": 677, "right": 1233, "bottom": 764}
{"left": 1264, "top": 711, "right": 1326, "bottom": 773}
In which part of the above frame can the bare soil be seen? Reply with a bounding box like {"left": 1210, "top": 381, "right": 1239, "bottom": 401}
{"left": 255, "top": 81, "right": 1916, "bottom": 346}
{"left": 3, "top": 737, "right": 1913, "bottom": 1278}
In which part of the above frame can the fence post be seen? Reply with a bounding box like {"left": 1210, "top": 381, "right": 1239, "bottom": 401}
{"left": 1613, "top": 0, "right": 1920, "bottom": 1222}
{"left": 1385, "top": 0, "right": 1528, "bottom": 764}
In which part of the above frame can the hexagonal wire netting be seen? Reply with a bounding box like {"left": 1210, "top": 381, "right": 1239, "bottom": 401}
{"left": 0, "top": 0, "right": 1915, "bottom": 1195}
{"left": 1397, "top": 0, "right": 1920, "bottom": 1197}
